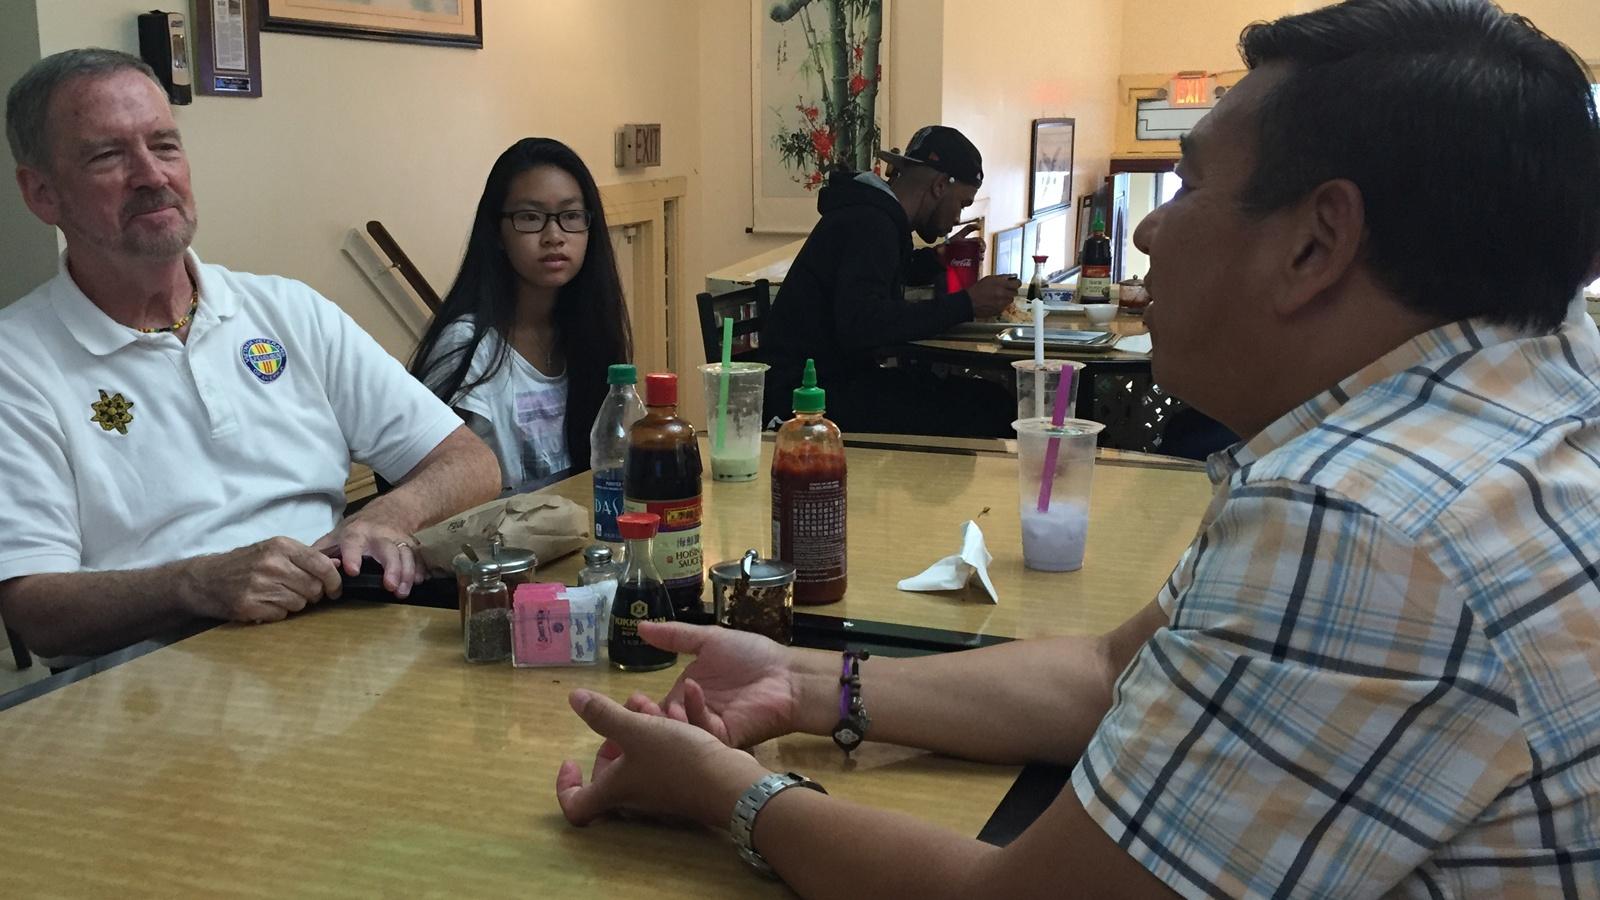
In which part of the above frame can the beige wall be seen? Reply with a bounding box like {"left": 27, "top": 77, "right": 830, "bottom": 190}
{"left": 0, "top": 0, "right": 56, "bottom": 308}
{"left": 942, "top": 0, "right": 1124, "bottom": 244}
{"left": 1122, "top": 0, "right": 1600, "bottom": 76}
{"left": 1504, "top": 0, "right": 1600, "bottom": 60}
{"left": 694, "top": 0, "right": 947, "bottom": 278}
{"left": 24, "top": 1, "right": 704, "bottom": 358}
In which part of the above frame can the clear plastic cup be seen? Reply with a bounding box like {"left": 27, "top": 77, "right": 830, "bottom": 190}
{"left": 1012, "top": 359, "right": 1086, "bottom": 423}
{"left": 1012, "top": 417, "right": 1105, "bottom": 572}
{"left": 699, "top": 362, "right": 768, "bottom": 482}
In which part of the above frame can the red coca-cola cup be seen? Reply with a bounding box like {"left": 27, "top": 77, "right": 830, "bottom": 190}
{"left": 943, "top": 238, "right": 984, "bottom": 292}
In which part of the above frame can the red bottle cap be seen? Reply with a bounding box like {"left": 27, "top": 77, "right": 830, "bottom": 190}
{"left": 616, "top": 512, "right": 661, "bottom": 540}
{"left": 644, "top": 372, "right": 677, "bottom": 406}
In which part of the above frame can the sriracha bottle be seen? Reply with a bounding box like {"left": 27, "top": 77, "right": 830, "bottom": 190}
{"left": 771, "top": 359, "right": 847, "bottom": 605}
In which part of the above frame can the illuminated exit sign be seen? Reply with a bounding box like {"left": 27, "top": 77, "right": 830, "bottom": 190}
{"left": 1168, "top": 72, "right": 1213, "bottom": 108}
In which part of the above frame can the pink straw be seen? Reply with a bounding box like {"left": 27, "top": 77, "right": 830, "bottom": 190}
{"left": 1035, "top": 364, "right": 1076, "bottom": 512}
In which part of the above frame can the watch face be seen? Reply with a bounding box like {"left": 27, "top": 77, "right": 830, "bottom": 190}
{"left": 835, "top": 727, "right": 860, "bottom": 746}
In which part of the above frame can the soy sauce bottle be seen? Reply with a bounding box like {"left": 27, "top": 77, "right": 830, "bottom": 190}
{"left": 609, "top": 512, "right": 678, "bottom": 672}
{"left": 623, "top": 372, "right": 706, "bottom": 621}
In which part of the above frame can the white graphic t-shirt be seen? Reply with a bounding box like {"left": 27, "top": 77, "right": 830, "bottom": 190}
{"left": 425, "top": 317, "right": 572, "bottom": 495}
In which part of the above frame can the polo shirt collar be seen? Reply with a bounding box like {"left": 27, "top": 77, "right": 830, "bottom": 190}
{"left": 1208, "top": 317, "right": 1552, "bottom": 483}
{"left": 50, "top": 248, "right": 235, "bottom": 355}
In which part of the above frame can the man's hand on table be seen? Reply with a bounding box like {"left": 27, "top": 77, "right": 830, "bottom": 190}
{"left": 556, "top": 688, "right": 770, "bottom": 829}
{"left": 641, "top": 621, "right": 811, "bottom": 749}
{"left": 178, "top": 536, "right": 342, "bottom": 624}
{"left": 969, "top": 274, "right": 1022, "bottom": 318}
{"left": 558, "top": 623, "right": 829, "bottom": 827}
{"left": 313, "top": 516, "right": 421, "bottom": 598}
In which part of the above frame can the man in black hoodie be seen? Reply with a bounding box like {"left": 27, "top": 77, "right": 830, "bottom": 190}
{"left": 763, "top": 126, "right": 1020, "bottom": 437}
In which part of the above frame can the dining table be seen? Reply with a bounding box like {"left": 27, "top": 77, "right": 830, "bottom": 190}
{"left": 0, "top": 433, "right": 1216, "bottom": 897}
{"left": 889, "top": 308, "right": 1204, "bottom": 457}
{"left": 538, "top": 434, "right": 1213, "bottom": 644}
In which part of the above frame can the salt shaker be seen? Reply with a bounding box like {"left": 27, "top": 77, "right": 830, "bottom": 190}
{"left": 578, "top": 544, "right": 623, "bottom": 587}
{"left": 578, "top": 544, "right": 623, "bottom": 646}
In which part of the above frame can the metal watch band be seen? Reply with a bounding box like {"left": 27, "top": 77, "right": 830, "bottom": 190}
{"left": 729, "top": 772, "right": 827, "bottom": 877}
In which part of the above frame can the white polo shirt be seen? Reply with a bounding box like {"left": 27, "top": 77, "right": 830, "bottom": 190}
{"left": 0, "top": 251, "right": 462, "bottom": 583}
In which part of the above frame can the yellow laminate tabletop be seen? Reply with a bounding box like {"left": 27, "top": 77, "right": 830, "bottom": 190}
{"left": 542, "top": 437, "right": 1214, "bottom": 641}
{"left": 0, "top": 602, "right": 1020, "bottom": 897}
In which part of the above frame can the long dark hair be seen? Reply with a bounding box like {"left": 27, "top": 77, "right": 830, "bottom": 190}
{"left": 410, "top": 137, "right": 633, "bottom": 471}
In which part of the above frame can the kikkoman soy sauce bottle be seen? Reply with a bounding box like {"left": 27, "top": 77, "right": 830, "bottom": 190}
{"left": 608, "top": 512, "right": 678, "bottom": 672}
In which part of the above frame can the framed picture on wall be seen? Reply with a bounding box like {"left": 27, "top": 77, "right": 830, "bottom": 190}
{"left": 261, "top": 0, "right": 483, "bottom": 48}
{"left": 992, "top": 224, "right": 1024, "bottom": 280}
{"left": 1020, "top": 218, "right": 1042, "bottom": 283}
{"left": 195, "top": 0, "right": 263, "bottom": 97}
{"left": 1031, "top": 210, "right": 1073, "bottom": 281}
{"left": 751, "top": 0, "right": 891, "bottom": 233}
{"left": 1029, "top": 118, "right": 1075, "bottom": 217}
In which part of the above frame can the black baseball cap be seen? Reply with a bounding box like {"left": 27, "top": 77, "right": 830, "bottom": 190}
{"left": 875, "top": 125, "right": 984, "bottom": 187}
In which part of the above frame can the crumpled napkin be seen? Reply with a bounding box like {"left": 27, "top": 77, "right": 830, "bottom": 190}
{"left": 897, "top": 520, "right": 1000, "bottom": 604}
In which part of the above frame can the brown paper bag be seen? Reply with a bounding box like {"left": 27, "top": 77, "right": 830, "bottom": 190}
{"left": 414, "top": 492, "right": 590, "bottom": 575}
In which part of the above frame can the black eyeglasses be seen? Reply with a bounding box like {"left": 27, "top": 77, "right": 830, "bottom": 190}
{"left": 502, "top": 209, "right": 592, "bottom": 234}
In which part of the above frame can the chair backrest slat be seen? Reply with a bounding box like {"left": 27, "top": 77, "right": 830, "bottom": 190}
{"left": 696, "top": 279, "right": 771, "bottom": 364}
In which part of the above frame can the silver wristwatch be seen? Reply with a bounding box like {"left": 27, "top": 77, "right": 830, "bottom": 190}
{"left": 729, "top": 771, "right": 828, "bottom": 877}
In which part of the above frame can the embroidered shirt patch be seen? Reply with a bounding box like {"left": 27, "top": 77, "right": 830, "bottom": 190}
{"left": 90, "top": 389, "right": 134, "bottom": 434}
{"left": 241, "top": 338, "right": 287, "bottom": 383}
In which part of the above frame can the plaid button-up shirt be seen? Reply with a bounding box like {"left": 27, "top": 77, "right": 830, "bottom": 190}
{"left": 1074, "top": 314, "right": 1600, "bottom": 899}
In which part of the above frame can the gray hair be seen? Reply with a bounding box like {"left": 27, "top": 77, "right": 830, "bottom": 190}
{"left": 5, "top": 48, "right": 161, "bottom": 171}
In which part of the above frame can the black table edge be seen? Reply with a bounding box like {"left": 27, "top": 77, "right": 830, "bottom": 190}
{"left": 975, "top": 762, "right": 1073, "bottom": 847}
{"left": 0, "top": 618, "right": 215, "bottom": 713}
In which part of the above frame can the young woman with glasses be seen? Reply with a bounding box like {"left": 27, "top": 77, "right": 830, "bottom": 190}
{"left": 411, "top": 138, "right": 633, "bottom": 495}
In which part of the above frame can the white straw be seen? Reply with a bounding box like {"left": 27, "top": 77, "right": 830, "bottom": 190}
{"left": 1032, "top": 295, "right": 1045, "bottom": 367}
{"left": 1032, "top": 297, "right": 1047, "bottom": 418}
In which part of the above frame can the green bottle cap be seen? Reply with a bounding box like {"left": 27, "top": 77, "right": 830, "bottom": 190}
{"left": 1092, "top": 210, "right": 1106, "bottom": 234}
{"left": 792, "top": 359, "right": 825, "bottom": 413}
{"left": 606, "top": 364, "right": 637, "bottom": 386}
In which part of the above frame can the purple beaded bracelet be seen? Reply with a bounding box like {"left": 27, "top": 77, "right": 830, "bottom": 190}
{"left": 831, "top": 650, "right": 871, "bottom": 754}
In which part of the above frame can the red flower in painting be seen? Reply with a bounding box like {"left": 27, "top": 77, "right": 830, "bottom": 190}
{"left": 810, "top": 127, "right": 834, "bottom": 159}
{"left": 806, "top": 170, "right": 824, "bottom": 189}
{"left": 803, "top": 105, "right": 820, "bottom": 121}
{"left": 849, "top": 73, "right": 868, "bottom": 96}
{"left": 853, "top": 43, "right": 864, "bottom": 62}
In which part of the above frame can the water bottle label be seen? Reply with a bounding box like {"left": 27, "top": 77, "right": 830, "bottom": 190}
{"left": 594, "top": 470, "right": 626, "bottom": 542}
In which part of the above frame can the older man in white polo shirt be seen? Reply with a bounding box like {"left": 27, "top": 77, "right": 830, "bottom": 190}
{"left": 0, "top": 49, "right": 501, "bottom": 661}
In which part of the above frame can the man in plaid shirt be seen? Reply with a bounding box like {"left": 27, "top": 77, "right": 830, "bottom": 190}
{"left": 553, "top": 1, "right": 1600, "bottom": 896}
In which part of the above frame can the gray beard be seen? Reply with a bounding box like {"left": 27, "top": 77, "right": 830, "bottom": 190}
{"left": 121, "top": 213, "right": 197, "bottom": 258}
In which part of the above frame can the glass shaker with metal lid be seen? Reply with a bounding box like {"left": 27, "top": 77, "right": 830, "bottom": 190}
{"left": 462, "top": 561, "right": 512, "bottom": 663}
{"left": 453, "top": 537, "right": 537, "bottom": 626}
{"left": 578, "top": 543, "right": 624, "bottom": 648}
{"left": 709, "top": 549, "right": 797, "bottom": 645}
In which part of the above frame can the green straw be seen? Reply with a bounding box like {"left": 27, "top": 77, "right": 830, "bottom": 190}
{"left": 715, "top": 316, "right": 734, "bottom": 453}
